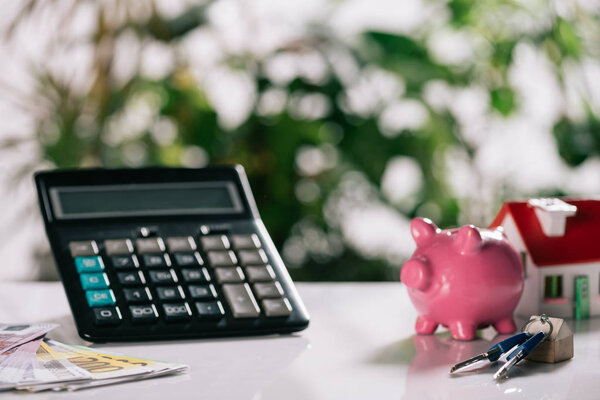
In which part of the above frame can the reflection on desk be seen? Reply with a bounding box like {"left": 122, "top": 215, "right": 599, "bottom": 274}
{"left": 0, "top": 282, "right": 598, "bottom": 399}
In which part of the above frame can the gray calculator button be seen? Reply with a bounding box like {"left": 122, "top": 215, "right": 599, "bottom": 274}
{"left": 222, "top": 283, "right": 260, "bottom": 318}
{"left": 262, "top": 298, "right": 292, "bottom": 317}
{"left": 238, "top": 249, "right": 268, "bottom": 266}
{"left": 129, "top": 304, "right": 158, "bottom": 323}
{"left": 200, "top": 235, "right": 230, "bottom": 251}
{"left": 149, "top": 269, "right": 178, "bottom": 284}
{"left": 162, "top": 303, "right": 192, "bottom": 321}
{"left": 69, "top": 241, "right": 98, "bottom": 257}
{"left": 231, "top": 234, "right": 261, "bottom": 249}
{"left": 136, "top": 238, "right": 165, "bottom": 254}
{"left": 104, "top": 239, "right": 133, "bottom": 255}
{"left": 207, "top": 251, "right": 237, "bottom": 267}
{"left": 253, "top": 282, "right": 284, "bottom": 299}
{"left": 245, "top": 265, "right": 275, "bottom": 282}
{"left": 215, "top": 267, "right": 245, "bottom": 283}
{"left": 166, "top": 237, "right": 197, "bottom": 253}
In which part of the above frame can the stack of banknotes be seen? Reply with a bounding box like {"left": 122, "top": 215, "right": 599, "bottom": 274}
{"left": 0, "top": 323, "right": 188, "bottom": 392}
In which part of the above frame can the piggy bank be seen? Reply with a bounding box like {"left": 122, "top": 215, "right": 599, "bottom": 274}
{"left": 401, "top": 218, "right": 524, "bottom": 340}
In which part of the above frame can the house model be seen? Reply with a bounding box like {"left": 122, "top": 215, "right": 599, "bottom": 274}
{"left": 489, "top": 197, "right": 597, "bottom": 320}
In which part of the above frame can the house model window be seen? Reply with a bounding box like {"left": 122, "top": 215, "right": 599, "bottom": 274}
{"left": 489, "top": 197, "right": 600, "bottom": 320}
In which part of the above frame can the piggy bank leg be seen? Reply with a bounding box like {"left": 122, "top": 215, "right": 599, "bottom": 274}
{"left": 449, "top": 321, "right": 477, "bottom": 341}
{"left": 493, "top": 317, "right": 517, "bottom": 334}
{"left": 415, "top": 316, "right": 438, "bottom": 335}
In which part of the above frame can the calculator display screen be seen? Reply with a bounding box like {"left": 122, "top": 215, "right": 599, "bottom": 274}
{"left": 49, "top": 182, "right": 243, "bottom": 219}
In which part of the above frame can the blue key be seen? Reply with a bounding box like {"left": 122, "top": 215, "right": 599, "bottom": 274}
{"left": 80, "top": 273, "right": 109, "bottom": 290}
{"left": 86, "top": 290, "right": 116, "bottom": 307}
{"left": 75, "top": 256, "right": 104, "bottom": 273}
{"left": 494, "top": 331, "right": 547, "bottom": 379}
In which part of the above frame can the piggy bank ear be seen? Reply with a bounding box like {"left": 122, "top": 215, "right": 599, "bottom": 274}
{"left": 411, "top": 218, "right": 439, "bottom": 246}
{"left": 401, "top": 258, "right": 431, "bottom": 291}
{"left": 455, "top": 225, "right": 482, "bottom": 254}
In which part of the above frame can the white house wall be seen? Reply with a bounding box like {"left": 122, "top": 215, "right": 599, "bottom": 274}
{"left": 501, "top": 213, "right": 600, "bottom": 319}
{"left": 537, "top": 261, "right": 600, "bottom": 319}
{"left": 499, "top": 215, "right": 540, "bottom": 317}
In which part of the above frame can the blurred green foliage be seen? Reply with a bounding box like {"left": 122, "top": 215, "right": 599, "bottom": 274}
{"left": 3, "top": 0, "right": 600, "bottom": 281}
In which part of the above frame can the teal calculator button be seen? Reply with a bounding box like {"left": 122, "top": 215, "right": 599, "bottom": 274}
{"left": 86, "top": 290, "right": 116, "bottom": 307}
{"left": 75, "top": 256, "right": 104, "bottom": 273}
{"left": 80, "top": 273, "right": 109, "bottom": 290}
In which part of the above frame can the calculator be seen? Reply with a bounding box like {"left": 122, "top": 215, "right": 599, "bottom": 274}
{"left": 34, "top": 166, "right": 309, "bottom": 342}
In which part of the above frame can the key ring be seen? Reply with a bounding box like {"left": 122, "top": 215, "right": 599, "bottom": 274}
{"left": 521, "top": 314, "right": 553, "bottom": 340}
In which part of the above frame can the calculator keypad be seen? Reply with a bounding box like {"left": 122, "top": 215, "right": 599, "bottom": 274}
{"left": 70, "top": 231, "right": 294, "bottom": 328}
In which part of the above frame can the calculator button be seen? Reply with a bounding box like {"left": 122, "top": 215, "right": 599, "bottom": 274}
{"left": 215, "top": 267, "right": 245, "bottom": 283}
{"left": 162, "top": 303, "right": 192, "bottom": 321}
{"left": 149, "top": 269, "right": 178, "bottom": 284}
{"left": 117, "top": 271, "right": 146, "bottom": 286}
{"left": 123, "top": 287, "right": 152, "bottom": 303}
{"left": 142, "top": 254, "right": 171, "bottom": 268}
{"left": 195, "top": 301, "right": 225, "bottom": 319}
{"left": 135, "top": 238, "right": 166, "bottom": 254}
{"left": 231, "top": 234, "right": 261, "bottom": 249}
{"left": 167, "top": 237, "right": 197, "bottom": 253}
{"left": 253, "top": 282, "right": 284, "bottom": 299}
{"left": 93, "top": 307, "right": 122, "bottom": 326}
{"left": 157, "top": 286, "right": 185, "bottom": 301}
{"left": 80, "top": 273, "right": 110, "bottom": 290}
{"left": 222, "top": 283, "right": 260, "bottom": 318}
{"left": 104, "top": 239, "right": 134, "bottom": 255}
{"left": 181, "top": 268, "right": 211, "bottom": 283}
{"left": 75, "top": 256, "right": 104, "bottom": 273}
{"left": 69, "top": 241, "right": 98, "bottom": 257}
{"left": 129, "top": 305, "right": 159, "bottom": 323}
{"left": 200, "top": 235, "right": 230, "bottom": 251}
{"left": 111, "top": 255, "right": 139, "bottom": 269}
{"left": 245, "top": 265, "right": 276, "bottom": 282}
{"left": 238, "top": 249, "right": 268, "bottom": 265}
{"left": 188, "top": 284, "right": 217, "bottom": 300}
{"left": 262, "top": 298, "right": 292, "bottom": 317}
{"left": 174, "top": 253, "right": 203, "bottom": 267}
{"left": 206, "top": 251, "right": 237, "bottom": 267}
{"left": 86, "top": 290, "right": 116, "bottom": 307}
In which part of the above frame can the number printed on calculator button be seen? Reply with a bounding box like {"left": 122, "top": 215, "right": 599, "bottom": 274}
{"left": 123, "top": 287, "right": 152, "bottom": 303}
{"left": 148, "top": 269, "right": 178, "bottom": 284}
{"left": 174, "top": 253, "right": 203, "bottom": 267}
{"left": 142, "top": 254, "right": 171, "bottom": 268}
{"left": 156, "top": 286, "right": 185, "bottom": 301}
{"left": 93, "top": 307, "right": 122, "bottom": 326}
{"left": 111, "top": 255, "right": 138, "bottom": 269}
{"left": 129, "top": 305, "right": 159, "bottom": 323}
{"left": 181, "top": 268, "right": 210, "bottom": 283}
{"left": 162, "top": 303, "right": 192, "bottom": 321}
{"left": 188, "top": 284, "right": 217, "bottom": 300}
{"left": 118, "top": 271, "right": 145, "bottom": 286}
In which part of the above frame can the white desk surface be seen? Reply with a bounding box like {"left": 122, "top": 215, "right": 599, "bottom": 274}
{"left": 0, "top": 282, "right": 598, "bottom": 399}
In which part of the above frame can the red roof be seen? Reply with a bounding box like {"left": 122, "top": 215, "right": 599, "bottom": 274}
{"left": 489, "top": 199, "right": 600, "bottom": 267}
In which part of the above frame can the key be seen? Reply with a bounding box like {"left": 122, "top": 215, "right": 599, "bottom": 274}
{"left": 494, "top": 331, "right": 547, "bottom": 380}
{"left": 450, "top": 332, "right": 531, "bottom": 373}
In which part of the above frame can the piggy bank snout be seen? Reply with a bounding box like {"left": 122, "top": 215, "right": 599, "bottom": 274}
{"left": 401, "top": 258, "right": 431, "bottom": 291}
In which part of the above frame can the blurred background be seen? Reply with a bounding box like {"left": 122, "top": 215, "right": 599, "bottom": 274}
{"left": 0, "top": 0, "right": 599, "bottom": 282}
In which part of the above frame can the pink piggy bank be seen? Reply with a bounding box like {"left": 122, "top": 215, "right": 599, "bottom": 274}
{"left": 401, "top": 218, "right": 524, "bottom": 341}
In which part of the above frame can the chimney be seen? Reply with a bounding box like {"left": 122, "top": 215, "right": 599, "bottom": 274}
{"left": 528, "top": 198, "right": 577, "bottom": 237}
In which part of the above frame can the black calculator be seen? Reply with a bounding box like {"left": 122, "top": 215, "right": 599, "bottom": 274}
{"left": 35, "top": 166, "right": 309, "bottom": 342}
